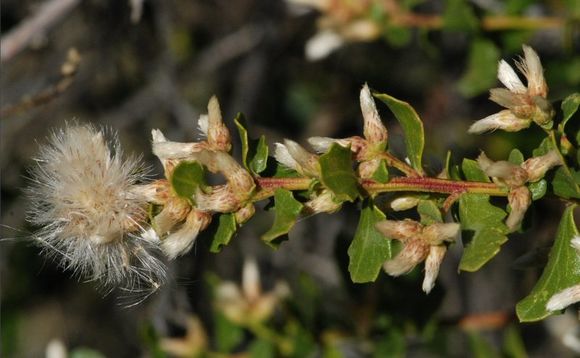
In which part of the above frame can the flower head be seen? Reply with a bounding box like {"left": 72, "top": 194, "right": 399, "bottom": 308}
{"left": 375, "top": 219, "right": 459, "bottom": 293}
{"left": 469, "top": 45, "right": 554, "bottom": 134}
{"left": 27, "top": 124, "right": 166, "bottom": 290}
{"left": 274, "top": 139, "right": 320, "bottom": 177}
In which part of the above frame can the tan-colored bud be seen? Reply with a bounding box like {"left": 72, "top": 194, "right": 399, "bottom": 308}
{"left": 195, "top": 185, "right": 239, "bottom": 213}
{"left": 274, "top": 140, "right": 320, "bottom": 177}
{"left": 390, "top": 196, "right": 420, "bottom": 211}
{"left": 521, "top": 150, "right": 561, "bottom": 182}
{"left": 422, "top": 222, "right": 460, "bottom": 245}
{"left": 422, "top": 245, "right": 447, "bottom": 294}
{"left": 234, "top": 203, "right": 255, "bottom": 224}
{"left": 161, "top": 210, "right": 211, "bottom": 259}
{"left": 360, "top": 84, "right": 387, "bottom": 145}
{"left": 153, "top": 198, "right": 191, "bottom": 235}
{"left": 375, "top": 219, "right": 422, "bottom": 242}
{"left": 477, "top": 152, "right": 528, "bottom": 188}
{"left": 207, "top": 96, "right": 231, "bottom": 152}
{"left": 307, "top": 136, "right": 366, "bottom": 154}
{"left": 469, "top": 110, "right": 531, "bottom": 134}
{"left": 506, "top": 186, "right": 531, "bottom": 231}
{"left": 383, "top": 239, "right": 429, "bottom": 276}
{"left": 303, "top": 190, "right": 341, "bottom": 214}
{"left": 358, "top": 159, "right": 381, "bottom": 180}
{"left": 198, "top": 151, "right": 255, "bottom": 203}
{"left": 129, "top": 180, "right": 170, "bottom": 205}
{"left": 151, "top": 129, "right": 205, "bottom": 160}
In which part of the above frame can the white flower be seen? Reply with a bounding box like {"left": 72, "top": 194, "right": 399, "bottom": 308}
{"left": 469, "top": 45, "right": 554, "bottom": 134}
{"left": 27, "top": 124, "right": 166, "bottom": 290}
{"left": 376, "top": 220, "right": 459, "bottom": 293}
{"left": 274, "top": 139, "right": 320, "bottom": 177}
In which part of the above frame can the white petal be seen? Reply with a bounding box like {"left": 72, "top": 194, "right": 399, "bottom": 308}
{"left": 197, "top": 114, "right": 209, "bottom": 138}
{"left": 243, "top": 258, "right": 261, "bottom": 301}
{"left": 497, "top": 60, "right": 526, "bottom": 93}
{"left": 305, "top": 30, "right": 344, "bottom": 61}
{"left": 521, "top": 45, "right": 547, "bottom": 97}
{"left": 274, "top": 142, "right": 299, "bottom": 171}
{"left": 468, "top": 110, "right": 531, "bottom": 134}
{"left": 360, "top": 83, "right": 387, "bottom": 143}
{"left": 390, "top": 197, "right": 420, "bottom": 211}
{"left": 422, "top": 245, "right": 446, "bottom": 294}
{"left": 546, "top": 284, "right": 580, "bottom": 312}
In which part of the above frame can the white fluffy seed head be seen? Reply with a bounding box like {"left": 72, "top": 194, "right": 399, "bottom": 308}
{"left": 27, "top": 124, "right": 166, "bottom": 291}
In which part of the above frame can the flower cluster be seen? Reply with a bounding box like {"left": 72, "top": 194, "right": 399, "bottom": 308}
{"left": 469, "top": 45, "right": 554, "bottom": 133}
{"left": 477, "top": 150, "right": 562, "bottom": 231}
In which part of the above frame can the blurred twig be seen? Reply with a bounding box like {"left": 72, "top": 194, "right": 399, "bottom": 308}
{"left": 0, "top": 0, "right": 81, "bottom": 63}
{"left": 0, "top": 48, "right": 81, "bottom": 118}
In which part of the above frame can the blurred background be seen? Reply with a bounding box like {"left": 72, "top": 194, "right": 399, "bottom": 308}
{"left": 1, "top": 0, "right": 579, "bottom": 357}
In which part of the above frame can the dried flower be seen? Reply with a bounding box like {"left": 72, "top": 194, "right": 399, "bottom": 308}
{"left": 303, "top": 189, "right": 342, "bottom": 214}
{"left": 469, "top": 45, "right": 554, "bottom": 134}
{"left": 160, "top": 209, "right": 211, "bottom": 259}
{"left": 506, "top": 186, "right": 532, "bottom": 232}
{"left": 215, "top": 259, "right": 289, "bottom": 325}
{"left": 375, "top": 219, "right": 459, "bottom": 293}
{"left": 27, "top": 124, "right": 166, "bottom": 290}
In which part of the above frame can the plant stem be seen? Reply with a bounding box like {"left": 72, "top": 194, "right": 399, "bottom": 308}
{"left": 254, "top": 176, "right": 508, "bottom": 199}
{"left": 378, "top": 152, "right": 420, "bottom": 177}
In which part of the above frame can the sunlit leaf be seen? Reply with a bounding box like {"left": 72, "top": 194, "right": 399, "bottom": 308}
{"left": 234, "top": 113, "right": 269, "bottom": 175}
{"left": 261, "top": 189, "right": 303, "bottom": 248}
{"left": 319, "top": 143, "right": 360, "bottom": 202}
{"left": 374, "top": 93, "right": 425, "bottom": 174}
{"left": 372, "top": 159, "right": 389, "bottom": 183}
{"left": 348, "top": 201, "right": 391, "bottom": 283}
{"left": 529, "top": 179, "right": 547, "bottom": 201}
{"left": 516, "top": 205, "right": 580, "bottom": 322}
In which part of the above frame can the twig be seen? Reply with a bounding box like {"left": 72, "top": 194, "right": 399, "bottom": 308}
{"left": 0, "top": 48, "right": 81, "bottom": 118}
{"left": 1, "top": 0, "right": 81, "bottom": 63}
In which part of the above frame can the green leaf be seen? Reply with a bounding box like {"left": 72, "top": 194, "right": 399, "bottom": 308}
{"left": 261, "top": 189, "right": 304, "bottom": 248}
{"left": 529, "top": 179, "right": 547, "bottom": 201}
{"left": 210, "top": 213, "right": 237, "bottom": 253}
{"left": 532, "top": 137, "right": 551, "bottom": 156}
{"left": 502, "top": 325, "right": 527, "bottom": 358}
{"left": 468, "top": 332, "right": 499, "bottom": 358}
{"left": 319, "top": 143, "right": 360, "bottom": 202}
{"left": 462, "top": 159, "right": 490, "bottom": 182}
{"left": 508, "top": 149, "right": 524, "bottom": 165}
{"left": 516, "top": 205, "right": 580, "bottom": 322}
{"left": 458, "top": 40, "right": 501, "bottom": 97}
{"left": 372, "top": 159, "right": 389, "bottom": 183}
{"left": 459, "top": 193, "right": 508, "bottom": 271}
{"left": 384, "top": 25, "right": 412, "bottom": 47}
{"left": 234, "top": 113, "right": 269, "bottom": 175}
{"left": 559, "top": 93, "right": 580, "bottom": 133}
{"left": 552, "top": 167, "right": 580, "bottom": 199}
{"left": 215, "top": 312, "right": 244, "bottom": 353}
{"left": 348, "top": 202, "right": 391, "bottom": 283}
{"left": 418, "top": 200, "right": 442, "bottom": 225}
{"left": 374, "top": 93, "right": 425, "bottom": 174}
{"left": 249, "top": 339, "right": 275, "bottom": 358}
{"left": 443, "top": 0, "right": 479, "bottom": 32}
{"left": 170, "top": 161, "right": 207, "bottom": 200}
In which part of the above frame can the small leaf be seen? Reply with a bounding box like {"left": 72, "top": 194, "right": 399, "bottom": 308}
{"left": 374, "top": 93, "right": 425, "bottom": 174}
{"left": 170, "top": 161, "right": 207, "bottom": 200}
{"left": 559, "top": 93, "right": 580, "bottom": 133}
{"left": 458, "top": 40, "right": 501, "bottom": 97}
{"left": 348, "top": 201, "right": 391, "bottom": 283}
{"left": 372, "top": 159, "right": 389, "bottom": 183}
{"left": 261, "top": 189, "right": 304, "bottom": 248}
{"left": 552, "top": 167, "right": 580, "bottom": 199}
{"left": 459, "top": 193, "right": 508, "bottom": 271}
{"left": 462, "top": 159, "right": 490, "bottom": 182}
{"left": 508, "top": 149, "right": 524, "bottom": 165}
{"left": 467, "top": 332, "right": 499, "bottom": 358}
{"left": 532, "top": 137, "right": 551, "bottom": 156}
{"left": 215, "top": 312, "right": 244, "bottom": 353}
{"left": 234, "top": 113, "right": 269, "bottom": 175}
{"left": 418, "top": 200, "right": 442, "bottom": 225}
{"left": 210, "top": 213, "right": 237, "bottom": 253}
{"left": 443, "top": 0, "right": 479, "bottom": 32}
{"left": 319, "top": 143, "right": 360, "bottom": 202}
{"left": 529, "top": 179, "right": 547, "bottom": 201}
{"left": 502, "top": 325, "right": 527, "bottom": 358}
{"left": 516, "top": 205, "right": 580, "bottom": 322}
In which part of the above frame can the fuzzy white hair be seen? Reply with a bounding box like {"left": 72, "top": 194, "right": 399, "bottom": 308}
{"left": 27, "top": 124, "right": 166, "bottom": 291}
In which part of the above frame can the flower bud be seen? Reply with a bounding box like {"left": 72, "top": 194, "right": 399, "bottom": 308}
{"left": 375, "top": 219, "right": 422, "bottom": 242}
{"left": 383, "top": 239, "right": 429, "bottom": 276}
{"left": 195, "top": 185, "right": 239, "bottom": 213}
{"left": 274, "top": 140, "right": 320, "bottom": 177}
{"left": 304, "top": 190, "right": 341, "bottom": 214}
{"left": 477, "top": 152, "right": 528, "bottom": 188}
{"left": 151, "top": 129, "right": 205, "bottom": 161}
{"left": 153, "top": 198, "right": 191, "bottom": 235}
{"left": 360, "top": 84, "right": 387, "bottom": 145}
{"left": 521, "top": 150, "right": 561, "bottom": 182}
{"left": 160, "top": 210, "right": 211, "bottom": 259}
{"left": 468, "top": 110, "right": 531, "bottom": 134}
{"left": 390, "top": 196, "right": 420, "bottom": 211}
{"left": 207, "top": 96, "right": 231, "bottom": 152}
{"left": 422, "top": 245, "right": 447, "bottom": 294}
{"left": 506, "top": 186, "right": 531, "bottom": 231}
{"left": 307, "top": 136, "right": 366, "bottom": 154}
{"left": 235, "top": 203, "right": 255, "bottom": 224}
{"left": 422, "top": 222, "right": 460, "bottom": 245}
